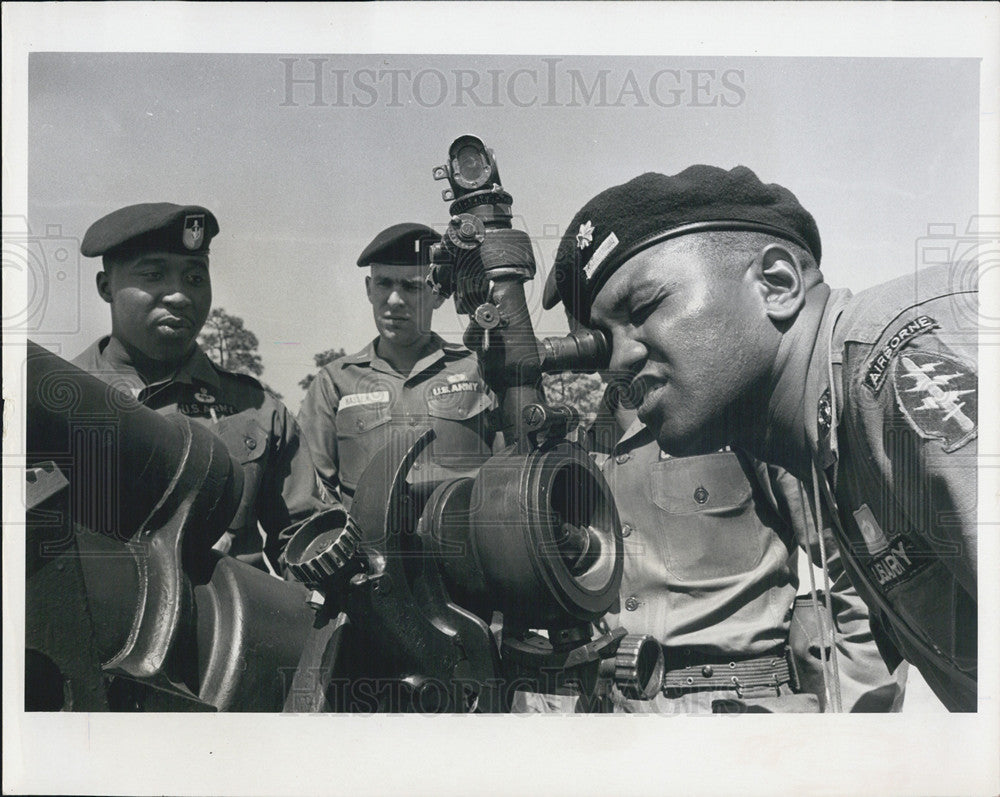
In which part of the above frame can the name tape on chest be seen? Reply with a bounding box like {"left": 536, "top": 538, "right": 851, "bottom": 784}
{"left": 863, "top": 315, "right": 938, "bottom": 393}
{"left": 339, "top": 391, "right": 391, "bottom": 410}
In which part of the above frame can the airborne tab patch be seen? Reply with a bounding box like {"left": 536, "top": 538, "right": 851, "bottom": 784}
{"left": 893, "top": 349, "right": 977, "bottom": 453}
{"left": 863, "top": 315, "right": 937, "bottom": 393}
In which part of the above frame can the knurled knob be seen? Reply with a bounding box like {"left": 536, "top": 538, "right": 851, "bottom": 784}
{"left": 284, "top": 507, "right": 362, "bottom": 589}
{"left": 614, "top": 634, "right": 665, "bottom": 701}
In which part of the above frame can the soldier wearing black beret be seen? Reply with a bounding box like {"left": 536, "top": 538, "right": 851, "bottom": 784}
{"left": 537, "top": 270, "right": 904, "bottom": 715}
{"left": 553, "top": 166, "right": 978, "bottom": 711}
{"left": 298, "top": 222, "right": 495, "bottom": 509}
{"left": 73, "top": 203, "right": 330, "bottom": 571}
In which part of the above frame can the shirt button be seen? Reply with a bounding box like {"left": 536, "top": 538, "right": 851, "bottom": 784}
{"left": 693, "top": 486, "right": 709, "bottom": 504}
{"left": 624, "top": 596, "right": 639, "bottom": 612}
{"left": 244, "top": 437, "right": 257, "bottom": 450}
{"left": 615, "top": 453, "right": 630, "bottom": 465}
{"left": 412, "top": 462, "right": 422, "bottom": 471}
{"left": 356, "top": 420, "right": 366, "bottom": 431}
{"left": 621, "top": 523, "right": 633, "bottom": 538}
{"left": 408, "top": 417, "right": 418, "bottom": 426}
{"left": 702, "top": 665, "right": 714, "bottom": 678}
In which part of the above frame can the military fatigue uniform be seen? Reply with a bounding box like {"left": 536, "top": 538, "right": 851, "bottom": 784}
{"left": 803, "top": 264, "right": 977, "bottom": 711}
{"left": 596, "top": 418, "right": 903, "bottom": 713}
{"left": 73, "top": 336, "right": 328, "bottom": 568}
{"left": 298, "top": 334, "right": 493, "bottom": 509}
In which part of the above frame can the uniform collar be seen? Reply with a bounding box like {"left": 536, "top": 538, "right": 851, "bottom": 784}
{"left": 340, "top": 334, "right": 469, "bottom": 378}
{"left": 615, "top": 416, "right": 655, "bottom": 451}
{"left": 802, "top": 287, "right": 852, "bottom": 470}
{"left": 174, "top": 345, "right": 222, "bottom": 389}
{"left": 88, "top": 335, "right": 221, "bottom": 391}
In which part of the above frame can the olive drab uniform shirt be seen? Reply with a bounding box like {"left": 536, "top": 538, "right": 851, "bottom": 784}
{"left": 804, "top": 264, "right": 978, "bottom": 711}
{"left": 596, "top": 418, "right": 903, "bottom": 712}
{"left": 298, "top": 334, "right": 494, "bottom": 509}
{"left": 72, "top": 336, "right": 329, "bottom": 568}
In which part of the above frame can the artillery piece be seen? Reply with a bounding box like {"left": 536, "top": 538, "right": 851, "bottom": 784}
{"left": 24, "top": 136, "right": 663, "bottom": 712}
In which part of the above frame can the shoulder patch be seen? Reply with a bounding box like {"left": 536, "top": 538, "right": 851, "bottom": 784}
{"left": 893, "top": 349, "right": 977, "bottom": 453}
{"left": 863, "top": 315, "right": 938, "bottom": 393}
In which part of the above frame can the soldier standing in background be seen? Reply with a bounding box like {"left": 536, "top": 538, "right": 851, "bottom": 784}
{"left": 298, "top": 223, "right": 495, "bottom": 510}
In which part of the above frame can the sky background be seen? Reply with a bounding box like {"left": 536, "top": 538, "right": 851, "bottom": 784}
{"left": 26, "top": 53, "right": 980, "bottom": 410}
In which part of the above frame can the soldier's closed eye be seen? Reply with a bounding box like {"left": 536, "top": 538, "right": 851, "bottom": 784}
{"left": 628, "top": 295, "right": 665, "bottom": 327}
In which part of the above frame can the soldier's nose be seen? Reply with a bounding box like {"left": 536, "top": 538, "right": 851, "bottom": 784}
{"left": 610, "top": 337, "right": 646, "bottom": 373}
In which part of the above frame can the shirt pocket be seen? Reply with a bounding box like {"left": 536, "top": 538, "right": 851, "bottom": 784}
{"left": 647, "top": 452, "right": 769, "bottom": 581}
{"left": 425, "top": 391, "right": 493, "bottom": 469}
{"left": 336, "top": 402, "right": 392, "bottom": 491}
{"left": 212, "top": 415, "right": 270, "bottom": 531}
{"left": 214, "top": 415, "right": 269, "bottom": 465}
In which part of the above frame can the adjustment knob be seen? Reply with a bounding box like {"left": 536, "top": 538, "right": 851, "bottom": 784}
{"left": 614, "top": 634, "right": 665, "bottom": 700}
{"left": 473, "top": 302, "right": 501, "bottom": 330}
{"left": 284, "top": 507, "right": 361, "bottom": 590}
{"left": 445, "top": 213, "right": 486, "bottom": 251}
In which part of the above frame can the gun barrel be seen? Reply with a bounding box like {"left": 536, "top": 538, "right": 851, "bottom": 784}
{"left": 26, "top": 340, "right": 243, "bottom": 545}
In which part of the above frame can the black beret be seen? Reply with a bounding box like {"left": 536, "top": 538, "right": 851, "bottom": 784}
{"left": 554, "top": 166, "right": 821, "bottom": 324}
{"left": 541, "top": 267, "right": 561, "bottom": 310}
{"left": 81, "top": 203, "right": 219, "bottom": 260}
{"left": 357, "top": 222, "right": 438, "bottom": 268}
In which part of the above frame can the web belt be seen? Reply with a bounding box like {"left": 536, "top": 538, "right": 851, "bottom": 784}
{"left": 661, "top": 650, "right": 792, "bottom": 695}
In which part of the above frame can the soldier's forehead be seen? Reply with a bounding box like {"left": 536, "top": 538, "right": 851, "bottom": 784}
{"left": 370, "top": 264, "right": 426, "bottom": 279}
{"left": 127, "top": 251, "right": 210, "bottom": 267}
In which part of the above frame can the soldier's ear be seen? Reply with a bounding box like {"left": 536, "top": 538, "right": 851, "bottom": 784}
{"left": 430, "top": 288, "right": 446, "bottom": 310}
{"left": 752, "top": 243, "right": 805, "bottom": 322}
{"left": 364, "top": 274, "right": 374, "bottom": 303}
{"left": 96, "top": 271, "right": 113, "bottom": 304}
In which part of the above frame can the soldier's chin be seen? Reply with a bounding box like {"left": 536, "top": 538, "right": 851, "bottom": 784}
{"left": 150, "top": 328, "right": 196, "bottom": 356}
{"left": 652, "top": 419, "right": 723, "bottom": 458}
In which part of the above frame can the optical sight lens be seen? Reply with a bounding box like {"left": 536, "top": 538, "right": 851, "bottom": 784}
{"left": 456, "top": 145, "right": 487, "bottom": 184}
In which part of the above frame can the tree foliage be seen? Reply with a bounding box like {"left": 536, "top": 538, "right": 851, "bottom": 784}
{"left": 541, "top": 371, "right": 606, "bottom": 427}
{"left": 299, "top": 347, "right": 348, "bottom": 391}
{"left": 197, "top": 308, "right": 281, "bottom": 398}
{"left": 199, "top": 308, "right": 264, "bottom": 376}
